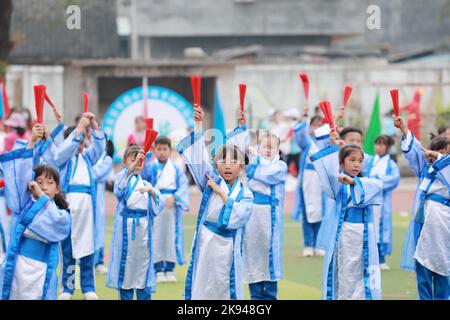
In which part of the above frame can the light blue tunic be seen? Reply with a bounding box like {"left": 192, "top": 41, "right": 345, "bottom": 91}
{"left": 311, "top": 145, "right": 383, "bottom": 300}
{"left": 226, "top": 125, "right": 288, "bottom": 283}
{"left": 400, "top": 131, "right": 450, "bottom": 276}
{"left": 106, "top": 168, "right": 163, "bottom": 291}
{"left": 92, "top": 153, "right": 114, "bottom": 252}
{"left": 176, "top": 131, "right": 253, "bottom": 300}
{"left": 364, "top": 154, "right": 400, "bottom": 257}
{"left": 142, "top": 155, "right": 190, "bottom": 266}
{"left": 0, "top": 148, "right": 71, "bottom": 300}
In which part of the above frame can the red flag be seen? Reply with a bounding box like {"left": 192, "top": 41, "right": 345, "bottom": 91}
{"left": 144, "top": 129, "right": 159, "bottom": 153}
{"left": 1, "top": 81, "right": 10, "bottom": 118}
{"left": 83, "top": 92, "right": 89, "bottom": 113}
{"left": 342, "top": 86, "right": 353, "bottom": 108}
{"left": 390, "top": 89, "right": 399, "bottom": 117}
{"left": 299, "top": 72, "right": 309, "bottom": 103}
{"left": 45, "top": 93, "right": 58, "bottom": 113}
{"left": 140, "top": 128, "right": 159, "bottom": 166}
{"left": 34, "top": 85, "right": 46, "bottom": 124}
{"left": 239, "top": 83, "right": 247, "bottom": 112}
{"left": 190, "top": 75, "right": 202, "bottom": 107}
{"left": 319, "top": 101, "right": 335, "bottom": 130}
{"left": 145, "top": 118, "right": 154, "bottom": 130}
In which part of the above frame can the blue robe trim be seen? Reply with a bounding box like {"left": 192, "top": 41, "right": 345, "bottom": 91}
{"left": 1, "top": 195, "right": 50, "bottom": 300}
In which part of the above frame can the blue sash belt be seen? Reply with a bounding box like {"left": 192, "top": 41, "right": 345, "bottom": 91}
{"left": 305, "top": 163, "right": 315, "bottom": 171}
{"left": 344, "top": 207, "right": 368, "bottom": 224}
{"left": 416, "top": 193, "right": 450, "bottom": 224}
{"left": 203, "top": 220, "right": 236, "bottom": 238}
{"left": 121, "top": 208, "right": 148, "bottom": 241}
{"left": 19, "top": 237, "right": 50, "bottom": 263}
{"left": 160, "top": 189, "right": 176, "bottom": 195}
{"left": 67, "top": 184, "right": 91, "bottom": 194}
{"left": 253, "top": 191, "right": 279, "bottom": 206}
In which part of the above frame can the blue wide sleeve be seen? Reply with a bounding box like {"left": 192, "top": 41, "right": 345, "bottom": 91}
{"left": 226, "top": 124, "right": 249, "bottom": 155}
{"left": 174, "top": 165, "right": 190, "bottom": 212}
{"left": 113, "top": 168, "right": 132, "bottom": 201}
{"left": 400, "top": 130, "right": 426, "bottom": 178}
{"left": 53, "top": 129, "right": 84, "bottom": 168}
{"left": 293, "top": 121, "right": 311, "bottom": 151}
{"left": 217, "top": 186, "right": 254, "bottom": 230}
{"left": 176, "top": 131, "right": 214, "bottom": 192}
{"left": 0, "top": 148, "right": 34, "bottom": 214}
{"left": 350, "top": 177, "right": 383, "bottom": 207}
{"left": 84, "top": 129, "right": 106, "bottom": 166}
{"left": 310, "top": 145, "right": 341, "bottom": 200}
{"left": 92, "top": 154, "right": 113, "bottom": 182}
{"left": 376, "top": 160, "right": 400, "bottom": 192}
{"left": 249, "top": 157, "right": 288, "bottom": 186}
{"left": 27, "top": 199, "right": 71, "bottom": 242}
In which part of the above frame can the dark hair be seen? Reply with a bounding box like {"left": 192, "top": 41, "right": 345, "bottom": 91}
{"left": 310, "top": 115, "right": 323, "bottom": 125}
{"left": 21, "top": 108, "right": 33, "bottom": 130}
{"left": 429, "top": 136, "right": 449, "bottom": 151}
{"left": 438, "top": 126, "right": 449, "bottom": 135}
{"left": 339, "top": 144, "right": 364, "bottom": 177}
{"left": 339, "top": 127, "right": 363, "bottom": 140}
{"left": 74, "top": 115, "right": 82, "bottom": 126}
{"left": 214, "top": 144, "right": 248, "bottom": 165}
{"left": 63, "top": 126, "right": 76, "bottom": 139}
{"left": 257, "top": 130, "right": 281, "bottom": 147}
{"left": 106, "top": 138, "right": 115, "bottom": 158}
{"left": 33, "top": 164, "right": 69, "bottom": 210}
{"left": 374, "top": 135, "right": 395, "bottom": 148}
{"left": 154, "top": 136, "right": 172, "bottom": 149}
{"left": 123, "top": 145, "right": 142, "bottom": 161}
{"left": 14, "top": 127, "right": 26, "bottom": 137}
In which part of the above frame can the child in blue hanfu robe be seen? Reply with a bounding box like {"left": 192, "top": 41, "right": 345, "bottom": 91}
{"left": 292, "top": 116, "right": 332, "bottom": 257}
{"left": 176, "top": 105, "right": 253, "bottom": 300}
{"left": 106, "top": 145, "right": 163, "bottom": 300}
{"left": 364, "top": 135, "right": 400, "bottom": 270}
{"left": 92, "top": 139, "right": 114, "bottom": 274}
{"left": 142, "top": 136, "right": 189, "bottom": 283}
{"left": 311, "top": 134, "right": 383, "bottom": 300}
{"left": 226, "top": 111, "right": 288, "bottom": 300}
{"left": 394, "top": 115, "right": 450, "bottom": 300}
{"left": 53, "top": 113, "right": 106, "bottom": 300}
{"left": 0, "top": 124, "right": 71, "bottom": 300}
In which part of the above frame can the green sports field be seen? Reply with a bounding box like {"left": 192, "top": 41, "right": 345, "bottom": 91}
{"left": 72, "top": 212, "right": 418, "bottom": 300}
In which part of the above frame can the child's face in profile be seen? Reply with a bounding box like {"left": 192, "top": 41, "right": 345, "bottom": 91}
{"left": 123, "top": 152, "right": 143, "bottom": 174}
{"left": 35, "top": 174, "right": 60, "bottom": 200}
{"left": 340, "top": 150, "right": 364, "bottom": 177}
{"left": 344, "top": 132, "right": 362, "bottom": 147}
{"left": 215, "top": 154, "right": 244, "bottom": 184}
{"left": 154, "top": 143, "right": 171, "bottom": 164}
{"left": 375, "top": 143, "right": 388, "bottom": 156}
{"left": 258, "top": 135, "right": 279, "bottom": 160}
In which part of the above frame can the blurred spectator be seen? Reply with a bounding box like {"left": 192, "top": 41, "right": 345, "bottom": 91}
{"left": 127, "top": 116, "right": 146, "bottom": 147}
{"left": 382, "top": 109, "right": 399, "bottom": 162}
{"left": 284, "top": 108, "right": 301, "bottom": 176}
{"left": 2, "top": 109, "right": 31, "bottom": 153}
